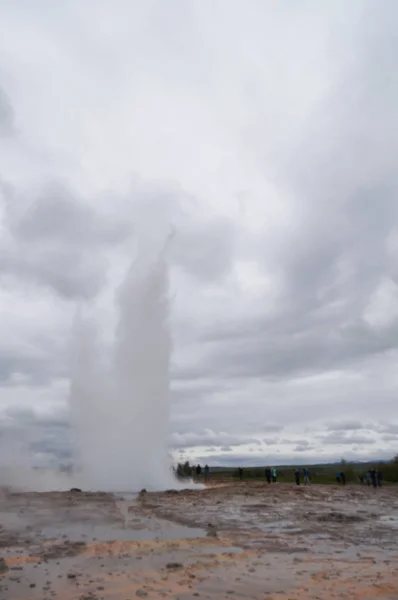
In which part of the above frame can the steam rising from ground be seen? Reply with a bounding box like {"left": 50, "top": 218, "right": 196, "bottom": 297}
{"left": 69, "top": 231, "right": 179, "bottom": 491}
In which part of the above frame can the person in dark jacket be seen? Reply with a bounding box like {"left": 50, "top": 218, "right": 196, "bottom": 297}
{"left": 294, "top": 469, "right": 301, "bottom": 485}
{"left": 265, "top": 468, "right": 272, "bottom": 484}
{"left": 370, "top": 468, "right": 377, "bottom": 488}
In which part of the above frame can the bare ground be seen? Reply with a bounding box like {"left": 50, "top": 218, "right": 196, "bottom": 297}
{"left": 0, "top": 482, "right": 397, "bottom": 599}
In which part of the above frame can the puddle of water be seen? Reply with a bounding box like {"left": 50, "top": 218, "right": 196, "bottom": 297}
{"left": 39, "top": 518, "right": 205, "bottom": 543}
{"left": 308, "top": 533, "right": 332, "bottom": 541}
{"left": 259, "top": 520, "right": 302, "bottom": 533}
{"left": 379, "top": 515, "right": 398, "bottom": 528}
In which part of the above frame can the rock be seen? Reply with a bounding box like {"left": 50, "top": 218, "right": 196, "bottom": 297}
{"left": 30, "top": 583, "right": 36, "bottom": 588}
{"left": 317, "top": 512, "right": 364, "bottom": 524}
{"left": 70, "top": 488, "right": 82, "bottom": 493}
{"left": 67, "top": 572, "right": 77, "bottom": 579}
{"left": 166, "top": 562, "right": 183, "bottom": 570}
{"left": 139, "top": 489, "right": 147, "bottom": 494}
{"left": 0, "top": 558, "right": 8, "bottom": 574}
{"left": 136, "top": 590, "right": 148, "bottom": 597}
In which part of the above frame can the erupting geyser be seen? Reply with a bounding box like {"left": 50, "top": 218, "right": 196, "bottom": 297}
{"left": 69, "top": 231, "right": 178, "bottom": 491}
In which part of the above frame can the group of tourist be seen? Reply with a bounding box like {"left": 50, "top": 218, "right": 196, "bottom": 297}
{"left": 237, "top": 467, "right": 278, "bottom": 482}
{"left": 359, "top": 469, "right": 382, "bottom": 487}
{"left": 294, "top": 467, "right": 311, "bottom": 485}
{"left": 265, "top": 467, "right": 277, "bottom": 483}
{"left": 195, "top": 464, "right": 210, "bottom": 481}
{"left": 180, "top": 463, "right": 384, "bottom": 487}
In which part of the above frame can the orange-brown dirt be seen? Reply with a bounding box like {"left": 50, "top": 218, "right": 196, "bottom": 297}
{"left": 0, "top": 482, "right": 397, "bottom": 599}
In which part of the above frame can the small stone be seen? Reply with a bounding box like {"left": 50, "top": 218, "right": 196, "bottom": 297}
{"left": 166, "top": 563, "right": 183, "bottom": 570}
{"left": 136, "top": 591, "right": 148, "bottom": 597}
{"left": 67, "top": 572, "right": 77, "bottom": 579}
{"left": 0, "top": 559, "right": 8, "bottom": 574}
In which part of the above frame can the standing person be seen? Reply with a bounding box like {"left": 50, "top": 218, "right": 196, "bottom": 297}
{"left": 238, "top": 467, "right": 243, "bottom": 481}
{"left": 377, "top": 470, "right": 382, "bottom": 487}
{"left": 303, "top": 467, "right": 310, "bottom": 485}
{"left": 265, "top": 468, "right": 272, "bottom": 484}
{"left": 336, "top": 472, "right": 341, "bottom": 484}
{"left": 204, "top": 464, "right": 210, "bottom": 482}
{"left": 295, "top": 469, "right": 301, "bottom": 485}
{"left": 271, "top": 468, "right": 277, "bottom": 483}
{"left": 340, "top": 471, "right": 346, "bottom": 485}
{"left": 196, "top": 464, "right": 202, "bottom": 478}
{"left": 365, "top": 470, "right": 371, "bottom": 486}
{"left": 370, "top": 468, "right": 377, "bottom": 488}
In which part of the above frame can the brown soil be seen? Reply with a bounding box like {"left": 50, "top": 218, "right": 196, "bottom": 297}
{"left": 0, "top": 482, "right": 397, "bottom": 599}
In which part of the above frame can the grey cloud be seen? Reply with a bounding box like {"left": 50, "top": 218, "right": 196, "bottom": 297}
{"left": 320, "top": 433, "right": 375, "bottom": 446}
{"left": 171, "top": 430, "right": 261, "bottom": 450}
{"left": 191, "top": 316, "right": 398, "bottom": 383}
{"left": 11, "top": 183, "right": 131, "bottom": 246}
{"left": 0, "top": 181, "right": 131, "bottom": 299}
{"left": 170, "top": 217, "right": 236, "bottom": 282}
{"left": 263, "top": 425, "right": 284, "bottom": 433}
{"left": 381, "top": 434, "right": 398, "bottom": 442}
{"left": 0, "top": 338, "right": 67, "bottom": 387}
{"left": 373, "top": 423, "right": 398, "bottom": 435}
{"left": 0, "top": 405, "right": 72, "bottom": 463}
{"left": 175, "top": 6, "right": 398, "bottom": 385}
{"left": 0, "top": 178, "right": 237, "bottom": 300}
{"left": 0, "top": 86, "right": 14, "bottom": 136}
{"left": 118, "top": 182, "right": 237, "bottom": 284}
{"left": 294, "top": 445, "right": 316, "bottom": 453}
{"left": 3, "top": 405, "right": 69, "bottom": 430}
{"left": 262, "top": 438, "right": 279, "bottom": 446}
{"left": 326, "top": 421, "right": 364, "bottom": 432}
{"left": 1, "top": 2, "right": 398, "bottom": 467}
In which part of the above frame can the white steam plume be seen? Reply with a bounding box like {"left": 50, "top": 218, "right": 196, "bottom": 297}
{"left": 69, "top": 230, "right": 180, "bottom": 491}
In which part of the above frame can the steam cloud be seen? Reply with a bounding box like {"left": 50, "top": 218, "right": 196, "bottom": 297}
{"left": 69, "top": 230, "right": 178, "bottom": 491}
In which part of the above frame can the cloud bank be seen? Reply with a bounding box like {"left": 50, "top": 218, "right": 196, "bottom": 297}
{"left": 0, "top": 1, "right": 397, "bottom": 473}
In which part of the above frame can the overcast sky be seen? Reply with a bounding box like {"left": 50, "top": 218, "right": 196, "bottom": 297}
{"left": 1, "top": 0, "right": 398, "bottom": 469}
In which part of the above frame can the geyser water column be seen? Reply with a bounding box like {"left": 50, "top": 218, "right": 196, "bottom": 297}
{"left": 69, "top": 232, "right": 177, "bottom": 491}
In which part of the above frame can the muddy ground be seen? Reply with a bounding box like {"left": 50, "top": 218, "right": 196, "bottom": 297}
{"left": 0, "top": 482, "right": 397, "bottom": 599}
